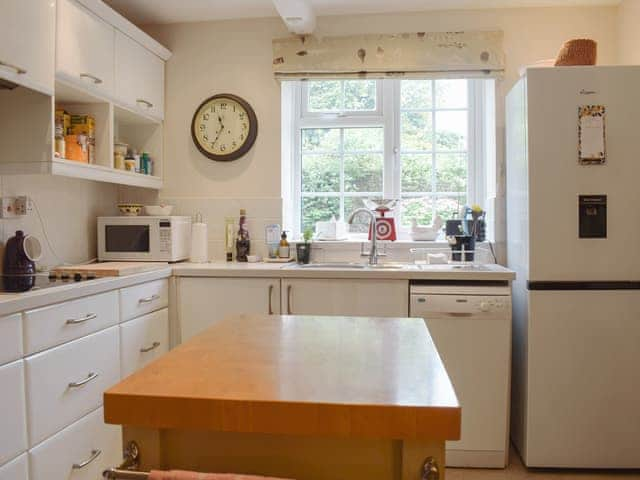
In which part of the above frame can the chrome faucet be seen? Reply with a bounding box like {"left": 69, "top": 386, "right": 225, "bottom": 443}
{"left": 347, "top": 208, "right": 379, "bottom": 265}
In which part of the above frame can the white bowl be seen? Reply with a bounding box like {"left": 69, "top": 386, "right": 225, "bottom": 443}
{"left": 145, "top": 205, "right": 173, "bottom": 216}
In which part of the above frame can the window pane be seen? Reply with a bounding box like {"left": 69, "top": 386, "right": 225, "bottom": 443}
{"left": 344, "top": 154, "right": 383, "bottom": 192}
{"left": 436, "top": 153, "right": 467, "bottom": 193}
{"left": 344, "top": 80, "right": 377, "bottom": 111}
{"left": 307, "top": 81, "right": 342, "bottom": 112}
{"left": 401, "top": 197, "right": 434, "bottom": 227}
{"left": 401, "top": 112, "right": 433, "bottom": 151}
{"left": 435, "top": 195, "right": 466, "bottom": 221}
{"left": 436, "top": 111, "right": 467, "bottom": 151}
{"left": 343, "top": 127, "right": 383, "bottom": 152}
{"left": 302, "top": 128, "right": 340, "bottom": 153}
{"left": 401, "top": 80, "right": 432, "bottom": 109}
{"left": 401, "top": 154, "right": 432, "bottom": 193}
{"left": 301, "top": 196, "right": 340, "bottom": 232}
{"left": 301, "top": 154, "right": 340, "bottom": 193}
{"left": 435, "top": 80, "right": 468, "bottom": 109}
{"left": 344, "top": 197, "right": 372, "bottom": 233}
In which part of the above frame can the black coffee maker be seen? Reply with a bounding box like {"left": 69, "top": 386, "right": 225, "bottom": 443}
{"left": 3, "top": 230, "right": 38, "bottom": 292}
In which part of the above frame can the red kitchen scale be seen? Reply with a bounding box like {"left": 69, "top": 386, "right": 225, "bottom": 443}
{"left": 365, "top": 199, "right": 398, "bottom": 241}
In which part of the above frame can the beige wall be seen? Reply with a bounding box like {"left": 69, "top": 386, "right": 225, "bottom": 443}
{"left": 0, "top": 176, "right": 118, "bottom": 268}
{"left": 618, "top": 0, "right": 640, "bottom": 64}
{"left": 139, "top": 6, "right": 618, "bottom": 259}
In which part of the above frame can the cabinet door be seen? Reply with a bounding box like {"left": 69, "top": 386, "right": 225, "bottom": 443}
{"left": 0, "top": 454, "right": 28, "bottom": 480}
{"left": 29, "top": 407, "right": 122, "bottom": 480}
{"left": 0, "top": 360, "right": 27, "bottom": 466}
{"left": 0, "top": 0, "right": 55, "bottom": 95}
{"left": 282, "top": 279, "right": 408, "bottom": 317}
{"left": 56, "top": 0, "right": 115, "bottom": 96}
{"left": 24, "top": 326, "right": 120, "bottom": 447}
{"left": 178, "top": 278, "right": 281, "bottom": 342}
{"left": 115, "top": 31, "right": 164, "bottom": 120}
{"left": 120, "top": 308, "right": 169, "bottom": 378}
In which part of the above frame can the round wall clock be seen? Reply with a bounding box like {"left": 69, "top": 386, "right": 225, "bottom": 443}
{"left": 191, "top": 94, "right": 258, "bottom": 161}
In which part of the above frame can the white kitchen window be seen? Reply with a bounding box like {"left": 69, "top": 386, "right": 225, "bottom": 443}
{"left": 281, "top": 78, "right": 495, "bottom": 239}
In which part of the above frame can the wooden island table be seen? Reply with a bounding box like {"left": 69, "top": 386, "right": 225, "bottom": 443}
{"left": 104, "top": 315, "right": 460, "bottom": 480}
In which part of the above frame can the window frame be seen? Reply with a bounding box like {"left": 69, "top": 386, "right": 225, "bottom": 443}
{"left": 286, "top": 78, "right": 489, "bottom": 239}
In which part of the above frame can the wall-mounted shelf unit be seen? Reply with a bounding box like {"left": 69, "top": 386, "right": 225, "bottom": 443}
{"left": 0, "top": 0, "right": 170, "bottom": 190}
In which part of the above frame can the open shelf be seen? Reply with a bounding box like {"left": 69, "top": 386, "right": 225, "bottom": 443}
{"left": 0, "top": 79, "right": 164, "bottom": 189}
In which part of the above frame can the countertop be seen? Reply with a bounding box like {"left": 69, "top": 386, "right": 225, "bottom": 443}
{"left": 0, "top": 266, "right": 172, "bottom": 316}
{"left": 104, "top": 314, "right": 461, "bottom": 440}
{"left": 172, "top": 261, "right": 516, "bottom": 281}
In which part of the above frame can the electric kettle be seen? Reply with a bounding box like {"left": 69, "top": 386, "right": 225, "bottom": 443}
{"left": 2, "top": 231, "right": 42, "bottom": 291}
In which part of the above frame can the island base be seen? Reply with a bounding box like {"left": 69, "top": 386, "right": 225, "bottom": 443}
{"left": 122, "top": 426, "right": 446, "bottom": 480}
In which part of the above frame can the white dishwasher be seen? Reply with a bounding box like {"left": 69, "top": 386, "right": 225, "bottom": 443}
{"left": 410, "top": 282, "right": 512, "bottom": 468}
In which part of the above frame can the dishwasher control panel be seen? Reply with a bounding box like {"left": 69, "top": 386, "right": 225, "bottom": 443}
{"left": 410, "top": 283, "right": 511, "bottom": 317}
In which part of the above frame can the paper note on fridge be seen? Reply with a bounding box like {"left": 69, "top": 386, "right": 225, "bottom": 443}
{"left": 579, "top": 105, "right": 606, "bottom": 163}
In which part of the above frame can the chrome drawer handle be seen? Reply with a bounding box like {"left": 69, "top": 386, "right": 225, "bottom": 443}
{"left": 140, "top": 341, "right": 160, "bottom": 353}
{"left": 79, "top": 72, "right": 103, "bottom": 84}
{"left": 136, "top": 98, "right": 154, "bottom": 108}
{"left": 72, "top": 449, "right": 101, "bottom": 469}
{"left": 0, "top": 60, "right": 27, "bottom": 75}
{"left": 138, "top": 294, "right": 160, "bottom": 304}
{"left": 66, "top": 313, "right": 97, "bottom": 325}
{"left": 68, "top": 372, "right": 99, "bottom": 388}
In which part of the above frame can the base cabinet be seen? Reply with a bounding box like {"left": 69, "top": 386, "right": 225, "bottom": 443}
{"left": 178, "top": 277, "right": 281, "bottom": 342}
{"left": 282, "top": 279, "right": 409, "bottom": 317}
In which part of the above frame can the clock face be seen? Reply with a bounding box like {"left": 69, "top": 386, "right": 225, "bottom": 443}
{"left": 191, "top": 94, "right": 258, "bottom": 161}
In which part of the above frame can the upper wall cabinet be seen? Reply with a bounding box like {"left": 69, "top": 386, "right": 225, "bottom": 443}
{"left": 0, "top": 0, "right": 55, "bottom": 95}
{"left": 56, "top": 0, "right": 115, "bottom": 97}
{"left": 115, "top": 32, "right": 164, "bottom": 121}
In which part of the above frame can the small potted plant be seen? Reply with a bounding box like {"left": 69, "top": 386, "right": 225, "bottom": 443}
{"left": 296, "top": 228, "right": 313, "bottom": 264}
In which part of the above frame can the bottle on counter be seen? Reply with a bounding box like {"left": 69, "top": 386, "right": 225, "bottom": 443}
{"left": 278, "top": 231, "right": 290, "bottom": 259}
{"left": 235, "top": 209, "right": 250, "bottom": 262}
{"left": 224, "top": 217, "right": 235, "bottom": 262}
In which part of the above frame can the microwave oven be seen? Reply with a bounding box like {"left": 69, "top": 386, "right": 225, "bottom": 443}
{"left": 98, "top": 216, "right": 191, "bottom": 262}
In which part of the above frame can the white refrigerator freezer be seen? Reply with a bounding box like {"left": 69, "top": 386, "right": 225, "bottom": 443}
{"left": 506, "top": 66, "right": 640, "bottom": 468}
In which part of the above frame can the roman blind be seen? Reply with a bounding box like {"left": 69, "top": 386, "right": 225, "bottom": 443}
{"left": 272, "top": 31, "right": 504, "bottom": 80}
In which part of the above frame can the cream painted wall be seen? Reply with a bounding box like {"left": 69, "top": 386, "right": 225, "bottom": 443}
{"left": 0, "top": 176, "right": 118, "bottom": 269}
{"left": 142, "top": 6, "right": 618, "bottom": 259}
{"left": 618, "top": 0, "right": 640, "bottom": 64}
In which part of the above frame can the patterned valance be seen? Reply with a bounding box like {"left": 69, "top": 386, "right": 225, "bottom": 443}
{"left": 273, "top": 31, "right": 504, "bottom": 80}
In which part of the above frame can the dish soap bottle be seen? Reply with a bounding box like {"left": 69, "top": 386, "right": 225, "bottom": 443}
{"left": 278, "top": 231, "right": 290, "bottom": 259}
{"left": 235, "top": 209, "right": 250, "bottom": 262}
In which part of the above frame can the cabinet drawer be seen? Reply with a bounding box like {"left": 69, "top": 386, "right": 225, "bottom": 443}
{"left": 120, "top": 279, "right": 168, "bottom": 322}
{"left": 0, "top": 453, "right": 28, "bottom": 480}
{"left": 0, "top": 361, "right": 27, "bottom": 466}
{"left": 0, "top": 313, "right": 23, "bottom": 365}
{"left": 25, "top": 327, "right": 120, "bottom": 447}
{"left": 56, "top": 0, "right": 115, "bottom": 96}
{"left": 120, "top": 308, "right": 169, "bottom": 378}
{"left": 29, "top": 407, "right": 122, "bottom": 480}
{"left": 115, "top": 31, "right": 164, "bottom": 120}
{"left": 23, "top": 291, "right": 119, "bottom": 355}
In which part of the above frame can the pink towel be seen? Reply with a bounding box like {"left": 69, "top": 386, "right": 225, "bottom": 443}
{"left": 148, "top": 471, "right": 292, "bottom": 480}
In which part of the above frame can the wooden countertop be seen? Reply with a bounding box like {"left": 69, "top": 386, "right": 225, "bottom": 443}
{"left": 104, "top": 315, "right": 461, "bottom": 441}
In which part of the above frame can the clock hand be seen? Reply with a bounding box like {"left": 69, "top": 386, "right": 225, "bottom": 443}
{"left": 211, "top": 115, "right": 225, "bottom": 146}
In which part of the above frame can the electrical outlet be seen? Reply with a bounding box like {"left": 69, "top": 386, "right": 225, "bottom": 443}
{"left": 0, "top": 197, "right": 18, "bottom": 218}
{"left": 15, "top": 196, "right": 32, "bottom": 215}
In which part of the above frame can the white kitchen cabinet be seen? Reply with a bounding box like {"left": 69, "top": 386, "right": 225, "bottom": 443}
{"left": 23, "top": 291, "right": 119, "bottom": 355}
{"left": 24, "top": 326, "right": 120, "bottom": 447}
{"left": 0, "top": 453, "right": 28, "bottom": 480}
{"left": 178, "top": 277, "right": 281, "bottom": 342}
{"left": 281, "top": 279, "right": 409, "bottom": 317}
{"left": 115, "top": 31, "right": 164, "bottom": 120}
{"left": 56, "top": 0, "right": 115, "bottom": 97}
{"left": 28, "top": 407, "right": 122, "bottom": 480}
{"left": 0, "top": 360, "right": 27, "bottom": 466}
{"left": 0, "top": 0, "right": 55, "bottom": 95}
{"left": 120, "top": 308, "right": 169, "bottom": 378}
{"left": 0, "top": 314, "right": 23, "bottom": 366}
{"left": 120, "top": 279, "right": 169, "bottom": 323}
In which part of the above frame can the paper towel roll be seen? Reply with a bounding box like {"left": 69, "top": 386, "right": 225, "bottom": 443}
{"left": 190, "top": 222, "right": 209, "bottom": 263}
